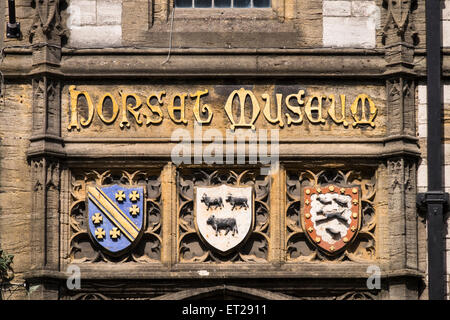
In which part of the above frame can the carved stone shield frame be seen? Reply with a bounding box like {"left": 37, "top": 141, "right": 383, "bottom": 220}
{"left": 194, "top": 184, "right": 254, "bottom": 255}
{"left": 302, "top": 184, "right": 361, "bottom": 255}
{"left": 86, "top": 184, "right": 146, "bottom": 257}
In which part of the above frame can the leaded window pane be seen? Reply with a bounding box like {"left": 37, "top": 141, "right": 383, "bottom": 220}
{"left": 253, "top": 0, "right": 270, "bottom": 8}
{"left": 195, "top": 0, "right": 212, "bottom": 7}
{"left": 234, "top": 0, "right": 251, "bottom": 7}
{"left": 175, "top": 0, "right": 193, "bottom": 7}
{"left": 215, "top": 0, "right": 232, "bottom": 8}
{"left": 175, "top": 0, "right": 270, "bottom": 8}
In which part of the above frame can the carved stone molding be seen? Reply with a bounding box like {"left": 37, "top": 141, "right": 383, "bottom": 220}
{"left": 26, "top": 0, "right": 65, "bottom": 295}
{"left": 298, "top": 291, "right": 379, "bottom": 300}
{"left": 382, "top": 0, "right": 418, "bottom": 46}
{"left": 286, "top": 169, "right": 377, "bottom": 262}
{"left": 29, "top": 76, "right": 64, "bottom": 157}
{"left": 70, "top": 293, "right": 110, "bottom": 300}
{"left": 387, "top": 158, "right": 418, "bottom": 271}
{"left": 68, "top": 169, "right": 162, "bottom": 264}
{"left": 30, "top": 158, "right": 61, "bottom": 274}
{"left": 177, "top": 168, "right": 270, "bottom": 263}
{"left": 29, "top": 0, "right": 66, "bottom": 41}
{"left": 27, "top": 0, "right": 66, "bottom": 72}
{"left": 27, "top": 0, "right": 65, "bottom": 155}
{"left": 386, "top": 77, "right": 415, "bottom": 137}
{"left": 63, "top": 287, "right": 379, "bottom": 300}
{"left": 382, "top": 0, "right": 418, "bottom": 71}
{"left": 335, "top": 291, "right": 378, "bottom": 300}
{"left": 381, "top": 2, "right": 420, "bottom": 293}
{"left": 32, "top": 77, "right": 60, "bottom": 136}
{"left": 382, "top": 0, "right": 418, "bottom": 211}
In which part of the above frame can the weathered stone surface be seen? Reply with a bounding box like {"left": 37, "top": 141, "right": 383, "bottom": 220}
{"left": 0, "top": 0, "right": 436, "bottom": 301}
{"left": 323, "top": 0, "right": 380, "bottom": 48}
{"left": 443, "top": 21, "right": 450, "bottom": 48}
{"left": 443, "top": 1, "right": 450, "bottom": 19}
{"left": 68, "top": 25, "right": 122, "bottom": 47}
{"left": 418, "top": 85, "right": 427, "bottom": 105}
{"left": 323, "top": 1, "right": 352, "bottom": 17}
{"left": 417, "top": 164, "right": 427, "bottom": 193}
{"left": 352, "top": 1, "right": 379, "bottom": 18}
{"left": 323, "top": 16, "right": 377, "bottom": 48}
{"left": 97, "top": 0, "right": 122, "bottom": 25}
{"left": 67, "top": 0, "right": 122, "bottom": 47}
{"left": 67, "top": 0, "right": 97, "bottom": 27}
{"left": 443, "top": 1, "right": 450, "bottom": 48}
{"left": 0, "top": 84, "right": 33, "bottom": 299}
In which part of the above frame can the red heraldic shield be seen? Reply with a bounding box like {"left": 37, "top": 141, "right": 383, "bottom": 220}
{"left": 303, "top": 185, "right": 361, "bottom": 255}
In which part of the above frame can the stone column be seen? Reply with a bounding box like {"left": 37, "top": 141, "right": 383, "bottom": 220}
{"left": 25, "top": 0, "right": 66, "bottom": 299}
{"left": 161, "top": 162, "right": 177, "bottom": 267}
{"left": 381, "top": 0, "right": 423, "bottom": 299}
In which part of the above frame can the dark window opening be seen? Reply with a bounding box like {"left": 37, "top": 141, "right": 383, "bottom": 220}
{"left": 175, "top": 0, "right": 270, "bottom": 8}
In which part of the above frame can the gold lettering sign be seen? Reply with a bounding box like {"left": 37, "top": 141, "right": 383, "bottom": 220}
{"left": 305, "top": 95, "right": 326, "bottom": 124}
{"left": 97, "top": 93, "right": 119, "bottom": 124}
{"left": 224, "top": 88, "right": 261, "bottom": 130}
{"left": 67, "top": 86, "right": 379, "bottom": 131}
{"left": 168, "top": 93, "right": 188, "bottom": 124}
{"left": 285, "top": 90, "right": 304, "bottom": 126}
{"left": 119, "top": 91, "right": 143, "bottom": 128}
{"left": 145, "top": 91, "right": 164, "bottom": 125}
{"left": 262, "top": 93, "right": 284, "bottom": 128}
{"left": 350, "top": 94, "right": 377, "bottom": 127}
{"left": 191, "top": 89, "right": 213, "bottom": 124}
{"left": 327, "top": 94, "right": 349, "bottom": 127}
{"left": 68, "top": 85, "right": 94, "bottom": 130}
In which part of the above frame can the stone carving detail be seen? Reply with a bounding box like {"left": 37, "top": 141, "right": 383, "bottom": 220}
{"left": 335, "top": 291, "right": 378, "bottom": 300}
{"left": 29, "top": 0, "right": 66, "bottom": 40}
{"left": 32, "top": 77, "right": 61, "bottom": 137}
{"left": 62, "top": 288, "right": 379, "bottom": 300}
{"left": 286, "top": 169, "right": 376, "bottom": 262}
{"left": 30, "top": 158, "right": 61, "bottom": 269}
{"left": 386, "top": 78, "right": 415, "bottom": 136}
{"left": 388, "top": 158, "right": 416, "bottom": 191}
{"left": 387, "top": 158, "right": 418, "bottom": 269}
{"left": 32, "top": 159, "right": 45, "bottom": 192}
{"left": 71, "top": 293, "right": 110, "bottom": 300}
{"left": 46, "top": 161, "right": 60, "bottom": 190}
{"left": 382, "top": 0, "right": 418, "bottom": 72}
{"left": 382, "top": 0, "right": 418, "bottom": 46}
{"left": 178, "top": 169, "right": 270, "bottom": 263}
{"left": 382, "top": 0, "right": 417, "bottom": 138}
{"left": 28, "top": 0, "right": 66, "bottom": 68}
{"left": 69, "top": 170, "right": 162, "bottom": 263}
{"left": 296, "top": 291, "right": 378, "bottom": 300}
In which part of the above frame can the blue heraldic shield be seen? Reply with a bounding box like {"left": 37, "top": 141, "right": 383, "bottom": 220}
{"left": 87, "top": 184, "right": 145, "bottom": 255}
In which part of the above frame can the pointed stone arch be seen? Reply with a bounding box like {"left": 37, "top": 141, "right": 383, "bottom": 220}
{"left": 151, "top": 285, "right": 296, "bottom": 300}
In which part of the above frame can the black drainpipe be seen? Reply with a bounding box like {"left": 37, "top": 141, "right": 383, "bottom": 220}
{"left": 6, "top": 0, "right": 20, "bottom": 38}
{"left": 417, "top": 0, "right": 449, "bottom": 300}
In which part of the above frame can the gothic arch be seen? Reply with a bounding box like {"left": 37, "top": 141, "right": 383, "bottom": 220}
{"left": 151, "top": 285, "right": 296, "bottom": 300}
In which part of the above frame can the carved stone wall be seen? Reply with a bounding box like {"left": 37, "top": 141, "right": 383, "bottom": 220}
{"left": 286, "top": 167, "right": 377, "bottom": 262}
{"left": 67, "top": 169, "right": 162, "bottom": 265}
{"left": 178, "top": 168, "right": 270, "bottom": 263}
{"left": 0, "top": 84, "right": 33, "bottom": 300}
{"left": 0, "top": 0, "right": 430, "bottom": 300}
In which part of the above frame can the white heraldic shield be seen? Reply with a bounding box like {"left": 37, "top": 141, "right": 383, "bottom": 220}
{"left": 195, "top": 184, "right": 253, "bottom": 254}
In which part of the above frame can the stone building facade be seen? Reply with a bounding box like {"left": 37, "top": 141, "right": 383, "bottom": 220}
{"left": 0, "top": 0, "right": 448, "bottom": 300}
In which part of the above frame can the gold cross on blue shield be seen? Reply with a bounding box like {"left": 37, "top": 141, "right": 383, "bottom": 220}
{"left": 87, "top": 184, "right": 145, "bottom": 255}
